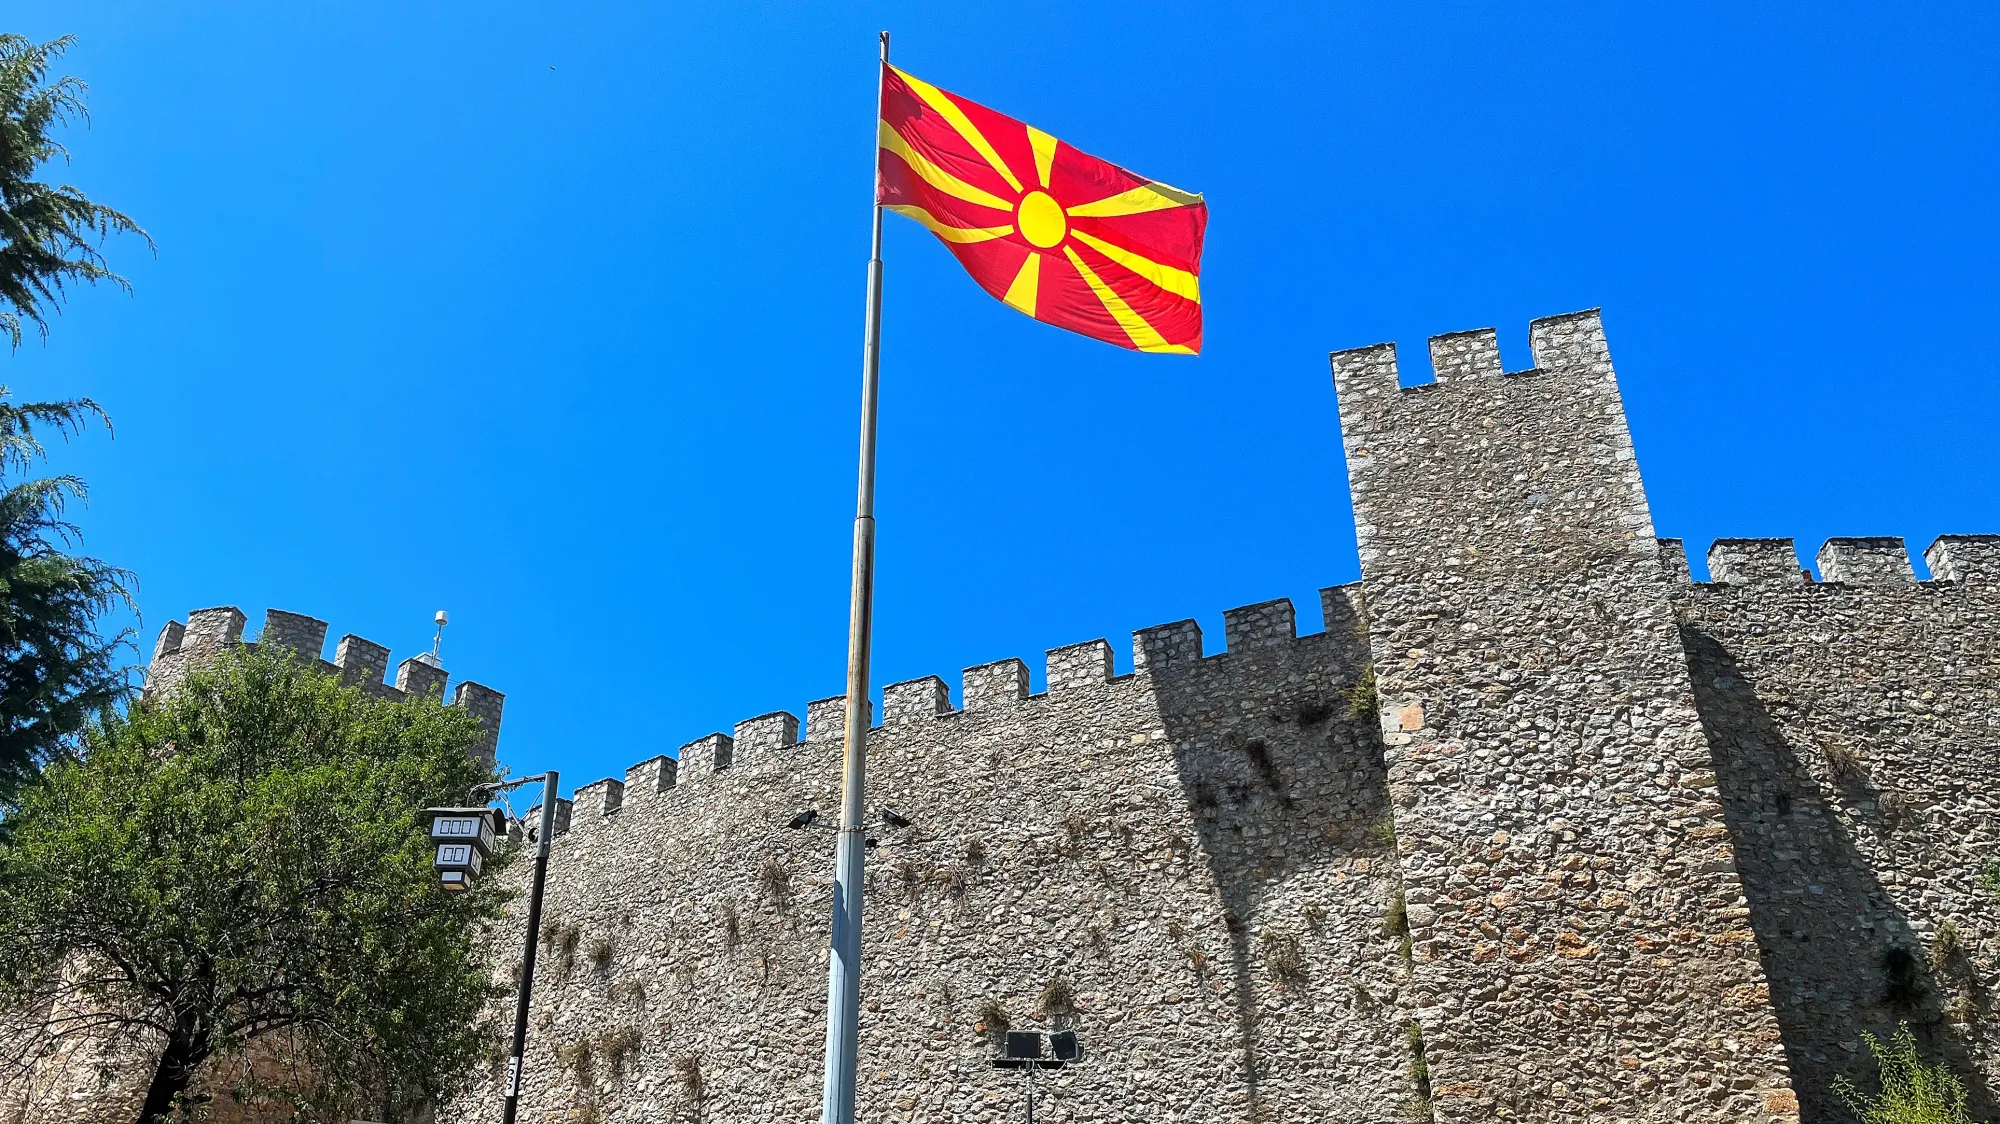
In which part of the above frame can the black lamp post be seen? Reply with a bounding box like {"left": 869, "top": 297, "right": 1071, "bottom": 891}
{"left": 429, "top": 770, "right": 560, "bottom": 1124}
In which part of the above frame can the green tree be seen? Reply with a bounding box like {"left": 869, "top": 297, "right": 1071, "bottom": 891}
{"left": 0, "top": 387, "right": 133, "bottom": 805}
{"left": 1834, "top": 1022, "right": 1974, "bottom": 1124}
{"left": 0, "top": 646, "right": 512, "bottom": 1122}
{"left": 1, "top": 33, "right": 150, "bottom": 348}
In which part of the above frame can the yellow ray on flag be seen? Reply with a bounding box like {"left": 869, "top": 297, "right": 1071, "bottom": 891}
{"left": 878, "top": 120, "right": 1015, "bottom": 212}
{"left": 884, "top": 205, "right": 1014, "bottom": 244}
{"left": 1062, "top": 246, "right": 1194, "bottom": 354}
{"left": 890, "top": 65, "right": 1024, "bottom": 194}
{"left": 1065, "top": 182, "right": 1203, "bottom": 219}
{"left": 1069, "top": 230, "right": 1201, "bottom": 304}
{"left": 1002, "top": 253, "right": 1039, "bottom": 316}
{"left": 1027, "top": 126, "right": 1058, "bottom": 189}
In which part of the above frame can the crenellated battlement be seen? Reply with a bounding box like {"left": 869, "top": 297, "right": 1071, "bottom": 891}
{"left": 1329, "top": 309, "right": 1612, "bottom": 399}
{"left": 143, "top": 606, "right": 507, "bottom": 768}
{"left": 548, "top": 588, "right": 1370, "bottom": 841}
{"left": 1656, "top": 535, "right": 1999, "bottom": 589}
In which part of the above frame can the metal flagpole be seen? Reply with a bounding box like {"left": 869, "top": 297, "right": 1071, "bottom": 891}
{"left": 820, "top": 28, "right": 889, "bottom": 1124}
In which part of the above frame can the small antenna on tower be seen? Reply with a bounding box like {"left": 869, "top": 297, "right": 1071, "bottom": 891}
{"left": 417, "top": 610, "right": 448, "bottom": 668}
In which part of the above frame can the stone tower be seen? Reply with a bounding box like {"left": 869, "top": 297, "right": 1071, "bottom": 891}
{"left": 1333, "top": 312, "right": 1800, "bottom": 1120}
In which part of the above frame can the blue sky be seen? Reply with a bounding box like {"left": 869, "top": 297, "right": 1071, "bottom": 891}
{"left": 9, "top": 3, "right": 1998, "bottom": 797}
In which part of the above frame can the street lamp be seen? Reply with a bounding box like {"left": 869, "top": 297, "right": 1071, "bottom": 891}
{"left": 424, "top": 806, "right": 503, "bottom": 891}
{"left": 427, "top": 771, "right": 561, "bottom": 1124}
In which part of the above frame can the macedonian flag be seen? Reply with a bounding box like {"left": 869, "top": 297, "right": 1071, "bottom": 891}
{"left": 878, "top": 66, "right": 1206, "bottom": 355}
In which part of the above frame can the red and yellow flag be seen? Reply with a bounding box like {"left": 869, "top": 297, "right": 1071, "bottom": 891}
{"left": 877, "top": 66, "right": 1206, "bottom": 355}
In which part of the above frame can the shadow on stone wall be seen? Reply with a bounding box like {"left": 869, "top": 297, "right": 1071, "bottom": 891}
{"left": 1145, "top": 602, "right": 1393, "bottom": 1120}
{"left": 1684, "top": 629, "right": 1995, "bottom": 1123}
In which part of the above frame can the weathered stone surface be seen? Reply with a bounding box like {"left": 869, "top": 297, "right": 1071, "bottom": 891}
{"left": 11, "top": 310, "right": 1998, "bottom": 1124}
{"left": 1678, "top": 541, "right": 2000, "bottom": 1123}
{"left": 1334, "top": 310, "right": 1800, "bottom": 1122}
{"left": 473, "top": 611, "right": 1406, "bottom": 1123}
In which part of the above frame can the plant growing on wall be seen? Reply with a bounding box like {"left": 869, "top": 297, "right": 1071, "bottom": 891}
{"left": 597, "top": 1026, "right": 641, "bottom": 1080}
{"left": 1260, "top": 927, "right": 1307, "bottom": 985}
{"left": 1833, "top": 1022, "right": 1972, "bottom": 1124}
{"left": 0, "top": 646, "right": 509, "bottom": 1123}
{"left": 1346, "top": 665, "right": 1377, "bottom": 719}
{"left": 758, "top": 854, "right": 792, "bottom": 908}
{"left": 1403, "top": 1022, "right": 1434, "bottom": 1122}
{"left": 587, "top": 934, "right": 616, "bottom": 973}
{"left": 975, "top": 996, "right": 1012, "bottom": 1043}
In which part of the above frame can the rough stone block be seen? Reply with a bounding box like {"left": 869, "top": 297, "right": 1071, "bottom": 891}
{"left": 1657, "top": 538, "right": 1692, "bottom": 584}
{"left": 152, "top": 620, "right": 186, "bottom": 662}
{"left": 259, "top": 609, "right": 328, "bottom": 661}
{"left": 1815, "top": 537, "right": 1913, "bottom": 585}
{"left": 1223, "top": 599, "right": 1295, "bottom": 652}
{"left": 1133, "top": 620, "right": 1202, "bottom": 675}
{"left": 452, "top": 681, "right": 505, "bottom": 768}
{"left": 734, "top": 711, "right": 799, "bottom": 754}
{"left": 1045, "top": 640, "right": 1112, "bottom": 693}
{"left": 577, "top": 777, "right": 624, "bottom": 816}
{"left": 1527, "top": 307, "right": 1610, "bottom": 377}
{"left": 396, "top": 656, "right": 448, "bottom": 699}
{"left": 625, "top": 754, "right": 677, "bottom": 797}
{"left": 962, "top": 659, "right": 1028, "bottom": 709}
{"left": 1708, "top": 538, "right": 1805, "bottom": 586}
{"left": 681, "top": 732, "right": 734, "bottom": 773}
{"left": 1925, "top": 534, "right": 2000, "bottom": 582}
{"left": 334, "top": 633, "right": 390, "bottom": 687}
{"left": 1428, "top": 327, "right": 1502, "bottom": 382}
{"left": 883, "top": 677, "right": 952, "bottom": 724}
{"left": 183, "top": 606, "right": 247, "bottom": 657}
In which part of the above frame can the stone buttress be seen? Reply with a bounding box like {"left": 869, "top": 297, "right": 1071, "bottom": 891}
{"left": 1332, "top": 312, "right": 1800, "bottom": 1121}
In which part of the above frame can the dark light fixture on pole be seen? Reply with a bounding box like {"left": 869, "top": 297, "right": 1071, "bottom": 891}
{"left": 990, "top": 1028, "right": 1083, "bottom": 1123}
{"left": 431, "top": 770, "right": 561, "bottom": 1124}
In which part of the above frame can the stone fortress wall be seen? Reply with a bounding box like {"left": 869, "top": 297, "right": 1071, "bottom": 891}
{"left": 1670, "top": 533, "right": 2000, "bottom": 1124}
{"left": 7, "top": 310, "right": 1996, "bottom": 1124}
{"left": 483, "top": 311, "right": 1998, "bottom": 1124}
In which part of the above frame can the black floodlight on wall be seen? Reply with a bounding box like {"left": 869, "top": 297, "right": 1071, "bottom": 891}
{"left": 880, "top": 807, "right": 912, "bottom": 829}
{"left": 991, "top": 1026, "right": 1081, "bottom": 1119}
{"left": 425, "top": 806, "right": 503, "bottom": 892}
{"left": 788, "top": 808, "right": 819, "bottom": 830}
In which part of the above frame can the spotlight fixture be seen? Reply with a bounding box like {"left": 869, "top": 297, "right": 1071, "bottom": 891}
{"left": 787, "top": 809, "right": 819, "bottom": 830}
{"left": 864, "top": 837, "right": 879, "bottom": 850}
{"left": 880, "top": 808, "right": 912, "bottom": 829}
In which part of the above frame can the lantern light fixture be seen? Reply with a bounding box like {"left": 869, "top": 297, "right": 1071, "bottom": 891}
{"left": 425, "top": 806, "right": 504, "bottom": 892}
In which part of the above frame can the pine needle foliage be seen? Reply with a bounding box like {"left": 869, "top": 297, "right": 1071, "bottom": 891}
{"left": 0, "top": 646, "right": 511, "bottom": 1122}
{"left": 0, "top": 385, "right": 132, "bottom": 804}
{"left": 1833, "top": 1022, "right": 1972, "bottom": 1124}
{"left": 0, "top": 34, "right": 150, "bottom": 349}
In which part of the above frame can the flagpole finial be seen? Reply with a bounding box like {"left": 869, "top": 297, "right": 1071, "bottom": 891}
{"left": 879, "top": 31, "right": 889, "bottom": 62}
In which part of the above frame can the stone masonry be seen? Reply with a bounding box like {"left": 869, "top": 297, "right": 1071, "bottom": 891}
{"left": 1332, "top": 314, "right": 1799, "bottom": 1121}
{"left": 9, "top": 310, "right": 1997, "bottom": 1124}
